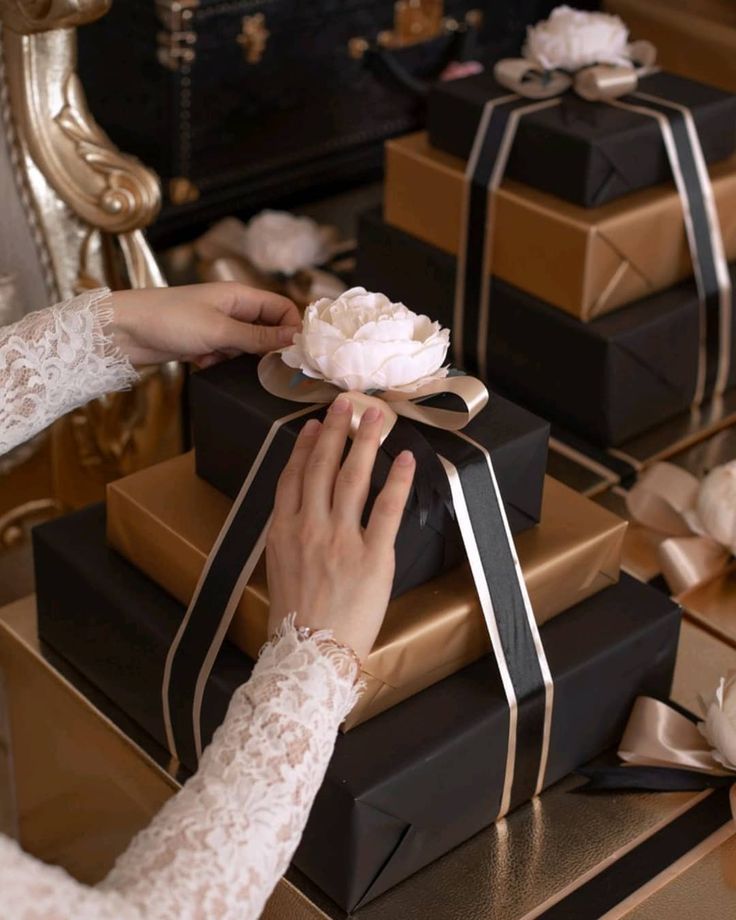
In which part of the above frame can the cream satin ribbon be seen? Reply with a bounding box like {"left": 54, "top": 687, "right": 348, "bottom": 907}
{"left": 619, "top": 695, "right": 736, "bottom": 824}
{"left": 494, "top": 40, "right": 657, "bottom": 102}
{"left": 625, "top": 462, "right": 732, "bottom": 595}
{"left": 257, "top": 351, "right": 490, "bottom": 439}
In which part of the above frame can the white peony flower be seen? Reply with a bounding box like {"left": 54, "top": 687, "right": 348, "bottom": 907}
{"left": 281, "top": 287, "right": 450, "bottom": 393}
{"left": 524, "top": 5, "right": 631, "bottom": 73}
{"left": 242, "top": 210, "right": 331, "bottom": 276}
{"left": 686, "top": 460, "right": 736, "bottom": 555}
{"left": 699, "top": 673, "right": 736, "bottom": 772}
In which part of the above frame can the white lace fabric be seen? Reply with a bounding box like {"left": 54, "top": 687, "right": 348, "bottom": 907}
{"left": 0, "top": 292, "right": 363, "bottom": 918}
{"left": 1, "top": 620, "right": 360, "bottom": 920}
{"left": 0, "top": 288, "right": 138, "bottom": 455}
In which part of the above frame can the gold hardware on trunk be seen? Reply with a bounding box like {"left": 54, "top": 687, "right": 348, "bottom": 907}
{"left": 348, "top": 2, "right": 482, "bottom": 59}
{"left": 169, "top": 177, "right": 200, "bottom": 206}
{"left": 156, "top": 0, "right": 199, "bottom": 71}
{"left": 237, "top": 13, "right": 269, "bottom": 64}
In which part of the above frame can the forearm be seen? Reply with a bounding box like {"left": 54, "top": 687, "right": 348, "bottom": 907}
{"left": 0, "top": 289, "right": 138, "bottom": 455}
{"left": 101, "top": 618, "right": 360, "bottom": 920}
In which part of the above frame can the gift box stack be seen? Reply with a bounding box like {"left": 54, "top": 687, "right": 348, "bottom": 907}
{"left": 32, "top": 336, "right": 686, "bottom": 911}
{"left": 357, "top": 11, "right": 736, "bottom": 481}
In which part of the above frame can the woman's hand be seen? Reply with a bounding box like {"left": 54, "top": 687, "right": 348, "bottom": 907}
{"left": 266, "top": 397, "right": 416, "bottom": 661}
{"left": 108, "top": 283, "right": 301, "bottom": 367}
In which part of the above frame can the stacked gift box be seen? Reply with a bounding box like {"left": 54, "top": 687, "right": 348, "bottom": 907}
{"left": 4, "top": 600, "right": 735, "bottom": 919}
{"left": 357, "top": 58, "right": 736, "bottom": 475}
{"left": 31, "top": 345, "right": 687, "bottom": 911}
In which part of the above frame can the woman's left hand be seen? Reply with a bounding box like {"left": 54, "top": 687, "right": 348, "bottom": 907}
{"left": 108, "top": 282, "right": 301, "bottom": 367}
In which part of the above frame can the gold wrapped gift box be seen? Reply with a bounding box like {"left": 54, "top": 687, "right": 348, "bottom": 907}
{"left": 605, "top": 0, "right": 736, "bottom": 95}
{"left": 384, "top": 133, "right": 736, "bottom": 321}
{"left": 106, "top": 453, "right": 627, "bottom": 731}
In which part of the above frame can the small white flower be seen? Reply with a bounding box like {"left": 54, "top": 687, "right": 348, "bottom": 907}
{"left": 281, "top": 287, "right": 450, "bottom": 393}
{"left": 699, "top": 673, "right": 736, "bottom": 772}
{"left": 524, "top": 5, "right": 631, "bottom": 73}
{"left": 242, "top": 210, "right": 331, "bottom": 276}
{"left": 685, "top": 460, "right": 736, "bottom": 555}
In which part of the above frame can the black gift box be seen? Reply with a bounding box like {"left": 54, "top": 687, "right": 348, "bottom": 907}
{"left": 35, "top": 505, "right": 680, "bottom": 912}
{"left": 190, "top": 354, "right": 549, "bottom": 598}
{"left": 428, "top": 71, "right": 736, "bottom": 208}
{"left": 357, "top": 208, "right": 736, "bottom": 447}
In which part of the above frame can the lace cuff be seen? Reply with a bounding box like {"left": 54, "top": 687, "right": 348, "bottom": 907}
{"left": 0, "top": 288, "right": 139, "bottom": 455}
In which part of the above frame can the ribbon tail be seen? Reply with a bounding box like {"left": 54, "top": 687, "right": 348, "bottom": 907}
{"left": 383, "top": 418, "right": 453, "bottom": 526}
{"left": 576, "top": 765, "right": 732, "bottom": 793}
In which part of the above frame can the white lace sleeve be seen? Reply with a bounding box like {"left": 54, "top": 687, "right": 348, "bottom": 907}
{"left": 0, "top": 618, "right": 361, "bottom": 920}
{"left": 0, "top": 288, "right": 139, "bottom": 455}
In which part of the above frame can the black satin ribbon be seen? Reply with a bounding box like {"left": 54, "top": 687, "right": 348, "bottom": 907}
{"left": 537, "top": 786, "right": 733, "bottom": 919}
{"left": 459, "top": 96, "right": 541, "bottom": 375}
{"left": 422, "top": 423, "right": 548, "bottom": 811}
{"left": 578, "top": 764, "right": 733, "bottom": 792}
{"left": 381, "top": 417, "right": 453, "bottom": 525}
{"left": 628, "top": 92, "right": 725, "bottom": 401}
{"left": 165, "top": 408, "right": 323, "bottom": 766}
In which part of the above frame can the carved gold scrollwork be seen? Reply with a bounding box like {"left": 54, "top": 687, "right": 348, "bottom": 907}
{"left": 0, "top": 0, "right": 110, "bottom": 34}
{"left": 2, "top": 26, "right": 162, "bottom": 236}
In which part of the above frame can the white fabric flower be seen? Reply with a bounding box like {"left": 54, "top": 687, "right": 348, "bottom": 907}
{"left": 685, "top": 460, "right": 736, "bottom": 555}
{"left": 281, "top": 287, "right": 450, "bottom": 393}
{"left": 242, "top": 210, "right": 331, "bottom": 276}
{"left": 699, "top": 673, "right": 736, "bottom": 772}
{"left": 524, "top": 5, "right": 631, "bottom": 73}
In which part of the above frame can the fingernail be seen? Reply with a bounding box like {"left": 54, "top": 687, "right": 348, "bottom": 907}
{"left": 303, "top": 418, "right": 321, "bottom": 436}
{"left": 331, "top": 397, "right": 350, "bottom": 414}
{"left": 279, "top": 326, "right": 297, "bottom": 345}
{"left": 397, "top": 450, "right": 414, "bottom": 466}
{"left": 363, "top": 406, "right": 381, "bottom": 424}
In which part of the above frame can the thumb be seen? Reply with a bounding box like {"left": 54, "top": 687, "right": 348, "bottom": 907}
{"left": 214, "top": 316, "right": 298, "bottom": 356}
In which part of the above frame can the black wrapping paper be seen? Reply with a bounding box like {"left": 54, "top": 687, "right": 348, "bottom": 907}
{"left": 35, "top": 505, "right": 680, "bottom": 913}
{"left": 357, "top": 208, "right": 736, "bottom": 447}
{"left": 190, "top": 354, "right": 549, "bottom": 598}
{"left": 428, "top": 71, "right": 736, "bottom": 208}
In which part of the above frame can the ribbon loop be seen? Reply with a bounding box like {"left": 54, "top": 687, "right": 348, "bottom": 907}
{"left": 625, "top": 462, "right": 731, "bottom": 594}
{"left": 493, "top": 59, "right": 572, "bottom": 99}
{"left": 619, "top": 696, "right": 729, "bottom": 775}
{"left": 257, "top": 351, "right": 490, "bottom": 434}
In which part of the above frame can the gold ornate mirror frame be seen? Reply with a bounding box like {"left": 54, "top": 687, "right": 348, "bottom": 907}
{"left": 0, "top": 0, "right": 183, "bottom": 541}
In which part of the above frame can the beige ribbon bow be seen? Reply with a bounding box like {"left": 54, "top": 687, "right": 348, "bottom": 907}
{"left": 258, "top": 352, "right": 489, "bottom": 441}
{"left": 618, "top": 694, "right": 736, "bottom": 822}
{"left": 194, "top": 217, "right": 350, "bottom": 310}
{"left": 625, "top": 462, "right": 733, "bottom": 596}
{"left": 494, "top": 40, "right": 657, "bottom": 102}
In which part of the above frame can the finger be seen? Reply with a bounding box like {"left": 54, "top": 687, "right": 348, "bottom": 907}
{"left": 332, "top": 406, "right": 384, "bottom": 529}
{"left": 223, "top": 283, "right": 302, "bottom": 329}
{"left": 301, "top": 396, "right": 352, "bottom": 517}
{"left": 211, "top": 315, "right": 298, "bottom": 356}
{"left": 192, "top": 351, "right": 227, "bottom": 369}
{"left": 365, "top": 450, "right": 415, "bottom": 552}
{"left": 272, "top": 418, "right": 322, "bottom": 518}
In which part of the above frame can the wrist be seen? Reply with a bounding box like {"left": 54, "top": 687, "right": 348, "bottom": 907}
{"left": 105, "top": 292, "right": 144, "bottom": 366}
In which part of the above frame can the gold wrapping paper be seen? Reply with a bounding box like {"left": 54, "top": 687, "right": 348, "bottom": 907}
{"left": 106, "top": 453, "right": 626, "bottom": 731}
{"left": 384, "top": 132, "right": 736, "bottom": 320}
{"left": 604, "top": 0, "right": 736, "bottom": 95}
{"left": 0, "top": 603, "right": 176, "bottom": 884}
{"left": 3, "top": 599, "right": 735, "bottom": 919}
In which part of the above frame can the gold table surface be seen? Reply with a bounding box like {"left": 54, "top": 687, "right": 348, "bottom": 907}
{"left": 0, "top": 597, "right": 735, "bottom": 919}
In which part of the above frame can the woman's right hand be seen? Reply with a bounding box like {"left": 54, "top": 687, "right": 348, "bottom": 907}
{"left": 266, "top": 397, "right": 416, "bottom": 661}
